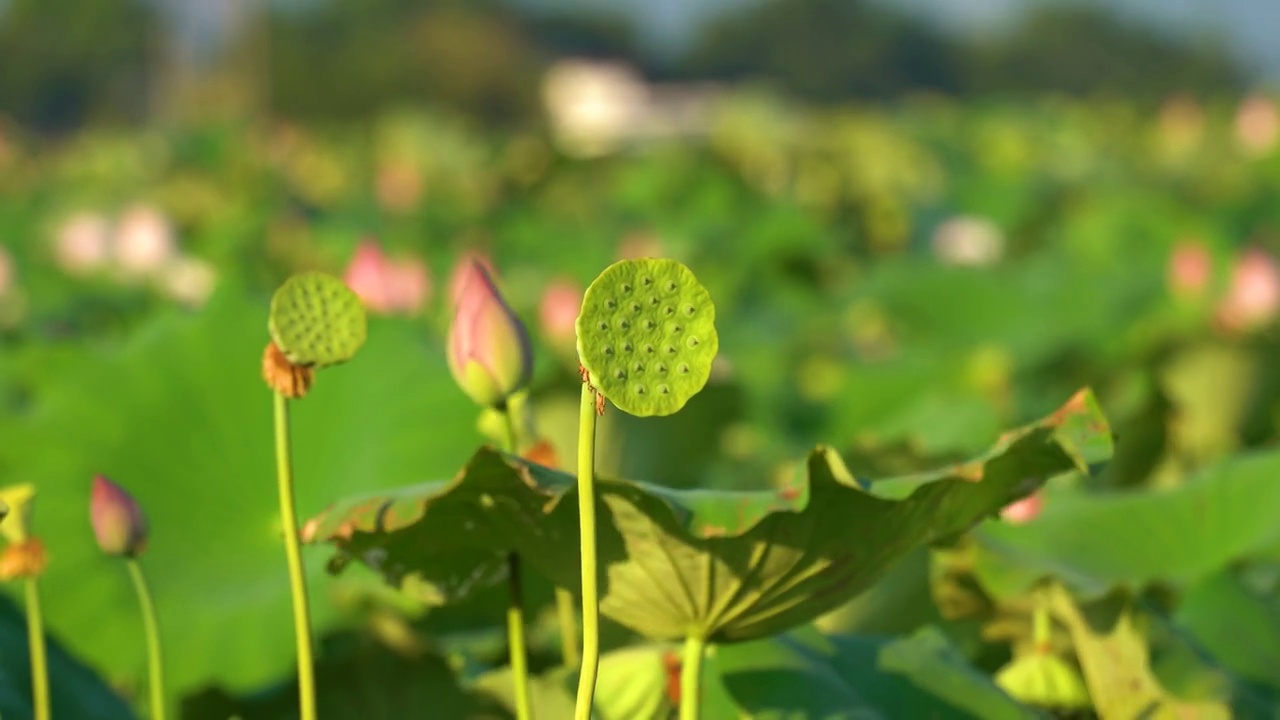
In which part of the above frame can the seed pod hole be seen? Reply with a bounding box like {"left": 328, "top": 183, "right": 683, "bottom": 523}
{"left": 632, "top": 362, "right": 645, "bottom": 374}
{"left": 663, "top": 306, "right": 676, "bottom": 317}
{"left": 633, "top": 383, "right": 646, "bottom": 395}
{"left": 643, "top": 319, "right": 657, "bottom": 330}
{"left": 657, "top": 384, "right": 670, "bottom": 395}
{"left": 618, "top": 319, "right": 631, "bottom": 330}
{"left": 643, "top": 344, "right": 656, "bottom": 354}
{"left": 678, "top": 363, "right": 690, "bottom": 374}
{"left": 688, "top": 336, "right": 700, "bottom": 348}
{"left": 621, "top": 283, "right": 633, "bottom": 294}
{"left": 665, "top": 345, "right": 678, "bottom": 355}
{"left": 641, "top": 276, "right": 653, "bottom": 286}
{"left": 684, "top": 304, "right": 697, "bottom": 317}
{"left": 623, "top": 342, "right": 634, "bottom": 353}
{"left": 605, "top": 299, "right": 617, "bottom": 310}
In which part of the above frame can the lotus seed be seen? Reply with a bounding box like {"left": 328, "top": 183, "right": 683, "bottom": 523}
{"left": 684, "top": 304, "right": 697, "bottom": 317}
{"left": 658, "top": 384, "right": 670, "bottom": 394}
{"left": 665, "top": 280, "right": 678, "bottom": 293}
{"left": 606, "top": 299, "right": 617, "bottom": 309}
{"left": 670, "top": 324, "right": 683, "bottom": 334}
{"left": 656, "top": 363, "right": 667, "bottom": 374}
{"left": 643, "top": 319, "right": 656, "bottom": 330}
{"left": 688, "top": 336, "right": 700, "bottom": 348}
{"left": 641, "top": 275, "right": 653, "bottom": 286}
{"left": 663, "top": 306, "right": 675, "bottom": 316}
{"left": 623, "top": 342, "right": 633, "bottom": 353}
{"left": 621, "top": 283, "right": 633, "bottom": 293}
{"left": 643, "top": 344, "right": 655, "bottom": 354}
{"left": 598, "top": 321, "right": 609, "bottom": 331}
{"left": 649, "top": 296, "right": 660, "bottom": 306}
{"left": 665, "top": 345, "right": 678, "bottom": 355}
{"left": 618, "top": 319, "right": 631, "bottom": 330}
{"left": 603, "top": 346, "right": 614, "bottom": 355}
{"left": 634, "top": 384, "right": 646, "bottom": 395}
{"left": 678, "top": 363, "right": 690, "bottom": 374}
{"left": 614, "top": 369, "right": 626, "bottom": 380}
{"left": 633, "top": 362, "right": 645, "bottom": 373}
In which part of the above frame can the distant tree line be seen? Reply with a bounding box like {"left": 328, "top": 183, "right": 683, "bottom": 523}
{"left": 0, "top": 0, "right": 1249, "bottom": 131}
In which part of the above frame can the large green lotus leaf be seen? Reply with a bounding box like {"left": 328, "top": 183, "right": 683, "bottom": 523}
{"left": 1173, "top": 568, "right": 1280, "bottom": 691}
{"left": 700, "top": 625, "right": 1038, "bottom": 719}
{"left": 311, "top": 390, "right": 1109, "bottom": 642}
{"left": 0, "top": 286, "right": 480, "bottom": 701}
{"left": 0, "top": 595, "right": 135, "bottom": 720}
{"left": 967, "top": 447, "right": 1280, "bottom": 601}
{"left": 474, "top": 643, "right": 674, "bottom": 720}
{"left": 181, "top": 629, "right": 502, "bottom": 720}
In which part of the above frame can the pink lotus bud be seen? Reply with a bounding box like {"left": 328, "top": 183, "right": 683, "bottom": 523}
{"left": 1217, "top": 248, "right": 1280, "bottom": 333}
{"left": 343, "top": 239, "right": 432, "bottom": 316}
{"left": 446, "top": 261, "right": 533, "bottom": 408}
{"left": 90, "top": 475, "right": 148, "bottom": 558}
{"left": 539, "top": 278, "right": 582, "bottom": 346}
{"left": 1000, "top": 492, "right": 1043, "bottom": 525}
{"left": 53, "top": 212, "right": 111, "bottom": 275}
{"left": 447, "top": 251, "right": 497, "bottom": 308}
{"left": 112, "top": 204, "right": 176, "bottom": 279}
{"left": 1167, "top": 240, "right": 1212, "bottom": 299}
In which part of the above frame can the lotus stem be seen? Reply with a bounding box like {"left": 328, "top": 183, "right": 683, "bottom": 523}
{"left": 273, "top": 391, "right": 316, "bottom": 720}
{"left": 555, "top": 589, "right": 580, "bottom": 668}
{"left": 573, "top": 383, "right": 600, "bottom": 720}
{"left": 24, "top": 577, "right": 49, "bottom": 720}
{"left": 126, "top": 559, "right": 166, "bottom": 720}
{"left": 680, "top": 635, "right": 706, "bottom": 720}
{"left": 499, "top": 406, "right": 534, "bottom": 720}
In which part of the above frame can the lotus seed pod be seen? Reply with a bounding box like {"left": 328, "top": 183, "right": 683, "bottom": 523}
{"left": 90, "top": 475, "right": 149, "bottom": 558}
{"left": 268, "top": 272, "right": 368, "bottom": 368}
{"left": 576, "top": 258, "right": 718, "bottom": 416}
{"left": 0, "top": 483, "right": 35, "bottom": 545}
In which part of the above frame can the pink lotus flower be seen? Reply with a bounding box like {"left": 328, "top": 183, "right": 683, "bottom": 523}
{"left": 159, "top": 255, "right": 219, "bottom": 308}
{"left": 90, "top": 475, "right": 148, "bottom": 558}
{"left": 1000, "top": 492, "right": 1043, "bottom": 525}
{"left": 1217, "top": 248, "right": 1280, "bottom": 333}
{"left": 1167, "top": 240, "right": 1212, "bottom": 299}
{"left": 53, "top": 212, "right": 111, "bottom": 275}
{"left": 539, "top": 278, "right": 582, "bottom": 346}
{"left": 343, "top": 239, "right": 432, "bottom": 316}
{"left": 447, "top": 261, "right": 533, "bottom": 408}
{"left": 1236, "top": 93, "right": 1279, "bottom": 157}
{"left": 112, "top": 204, "right": 176, "bottom": 279}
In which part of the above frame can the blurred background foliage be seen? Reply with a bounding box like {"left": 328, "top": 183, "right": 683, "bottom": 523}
{"left": 4, "top": 0, "right": 1280, "bottom": 717}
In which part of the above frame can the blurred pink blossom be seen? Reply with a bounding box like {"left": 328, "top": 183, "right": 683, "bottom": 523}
{"left": 1217, "top": 247, "right": 1280, "bottom": 333}
{"left": 158, "top": 255, "right": 219, "bottom": 308}
{"left": 1167, "top": 240, "right": 1212, "bottom": 299}
{"left": 1000, "top": 492, "right": 1043, "bottom": 525}
{"left": 112, "top": 204, "right": 176, "bottom": 279}
{"left": 931, "top": 216, "right": 1004, "bottom": 267}
{"left": 53, "top": 212, "right": 111, "bottom": 275}
{"left": 617, "top": 232, "right": 666, "bottom": 260}
{"left": 539, "top": 278, "right": 582, "bottom": 345}
{"left": 0, "top": 246, "right": 13, "bottom": 297}
{"left": 342, "top": 239, "right": 432, "bottom": 316}
{"left": 1235, "top": 93, "right": 1279, "bottom": 157}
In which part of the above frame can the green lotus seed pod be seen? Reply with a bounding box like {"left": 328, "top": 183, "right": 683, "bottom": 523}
{"left": 576, "top": 258, "right": 718, "bottom": 416}
{"left": 268, "top": 272, "right": 368, "bottom": 368}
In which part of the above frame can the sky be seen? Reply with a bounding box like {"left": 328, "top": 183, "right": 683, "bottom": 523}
{"left": 502, "top": 0, "right": 1280, "bottom": 83}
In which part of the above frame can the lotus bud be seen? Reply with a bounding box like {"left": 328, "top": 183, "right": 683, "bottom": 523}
{"left": 90, "top": 475, "right": 149, "bottom": 558}
{"left": 446, "top": 261, "right": 533, "bottom": 409}
{"left": 447, "top": 251, "right": 497, "bottom": 308}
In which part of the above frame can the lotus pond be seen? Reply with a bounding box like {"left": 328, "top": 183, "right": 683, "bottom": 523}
{"left": 0, "top": 93, "right": 1279, "bottom": 718}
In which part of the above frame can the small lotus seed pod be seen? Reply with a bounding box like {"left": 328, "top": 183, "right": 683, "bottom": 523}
{"left": 0, "top": 483, "right": 35, "bottom": 545}
{"left": 576, "top": 258, "right": 719, "bottom": 416}
{"left": 268, "top": 271, "right": 368, "bottom": 369}
{"left": 447, "top": 261, "right": 533, "bottom": 409}
{"left": 994, "top": 652, "right": 1090, "bottom": 710}
{"left": 90, "top": 475, "right": 149, "bottom": 558}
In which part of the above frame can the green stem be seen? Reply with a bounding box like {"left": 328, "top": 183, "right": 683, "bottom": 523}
{"left": 679, "top": 635, "right": 706, "bottom": 720}
{"left": 555, "top": 588, "right": 580, "bottom": 668}
{"left": 573, "top": 384, "right": 600, "bottom": 720}
{"left": 25, "top": 577, "right": 48, "bottom": 720}
{"left": 505, "top": 553, "right": 534, "bottom": 720}
{"left": 127, "top": 559, "right": 166, "bottom": 720}
{"left": 273, "top": 391, "right": 316, "bottom": 720}
{"left": 498, "top": 405, "right": 534, "bottom": 720}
